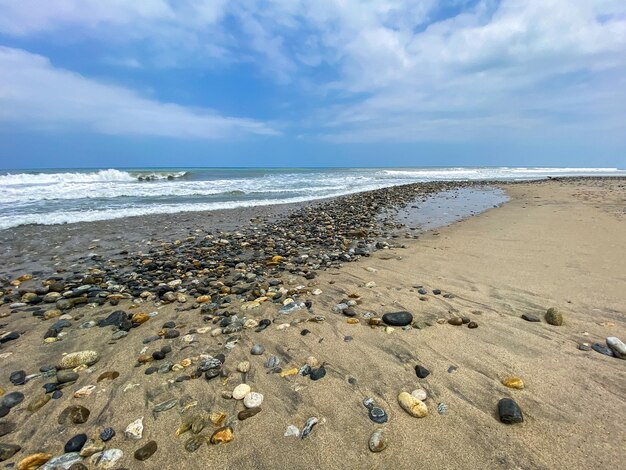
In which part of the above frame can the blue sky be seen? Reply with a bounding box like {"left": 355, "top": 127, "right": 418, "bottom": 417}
{"left": 0, "top": 0, "right": 625, "bottom": 169}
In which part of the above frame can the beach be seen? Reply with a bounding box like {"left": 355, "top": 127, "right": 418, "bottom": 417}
{"left": 1, "top": 177, "right": 625, "bottom": 469}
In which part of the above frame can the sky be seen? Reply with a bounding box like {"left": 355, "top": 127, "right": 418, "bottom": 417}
{"left": 0, "top": 0, "right": 625, "bottom": 169}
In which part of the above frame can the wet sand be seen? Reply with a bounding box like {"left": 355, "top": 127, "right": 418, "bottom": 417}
{"left": 1, "top": 178, "right": 625, "bottom": 469}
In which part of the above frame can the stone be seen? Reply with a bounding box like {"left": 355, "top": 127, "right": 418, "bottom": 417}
{"left": 210, "top": 426, "right": 234, "bottom": 444}
{"left": 498, "top": 398, "right": 524, "bottom": 424}
{"left": 124, "top": 417, "right": 143, "bottom": 440}
{"left": 398, "top": 392, "right": 428, "bottom": 418}
{"left": 238, "top": 407, "right": 262, "bottom": 420}
{"left": 56, "top": 370, "right": 79, "bottom": 383}
{"left": 58, "top": 351, "right": 99, "bottom": 369}
{"left": 0, "top": 443, "right": 21, "bottom": 462}
{"left": 414, "top": 365, "right": 430, "bottom": 379}
{"left": 284, "top": 425, "right": 300, "bottom": 437}
{"left": 100, "top": 427, "right": 115, "bottom": 442}
{"left": 1, "top": 391, "right": 25, "bottom": 409}
{"left": 368, "top": 429, "right": 387, "bottom": 453}
{"left": 592, "top": 343, "right": 615, "bottom": 357}
{"left": 437, "top": 402, "right": 449, "bottom": 414}
{"left": 79, "top": 440, "right": 105, "bottom": 458}
{"left": 545, "top": 307, "right": 563, "bottom": 326}
{"left": 17, "top": 453, "right": 52, "bottom": 470}
{"left": 501, "top": 377, "right": 525, "bottom": 390}
{"left": 58, "top": 405, "right": 90, "bottom": 425}
{"left": 64, "top": 434, "right": 88, "bottom": 453}
{"left": 411, "top": 389, "right": 428, "bottom": 401}
{"left": 10, "top": 370, "right": 26, "bottom": 386}
{"left": 578, "top": 343, "right": 591, "bottom": 351}
{"left": 244, "top": 392, "right": 264, "bottom": 408}
{"left": 265, "top": 355, "right": 280, "bottom": 368}
{"left": 27, "top": 394, "right": 50, "bottom": 412}
{"left": 448, "top": 317, "right": 463, "bottom": 326}
{"left": 232, "top": 384, "right": 251, "bottom": 400}
{"left": 154, "top": 398, "right": 178, "bottom": 412}
{"left": 250, "top": 344, "right": 265, "bottom": 355}
{"left": 310, "top": 366, "right": 326, "bottom": 381}
{"left": 521, "top": 313, "right": 540, "bottom": 322}
{"left": 237, "top": 361, "right": 250, "bottom": 373}
{"left": 301, "top": 416, "right": 319, "bottom": 439}
{"left": 209, "top": 412, "right": 226, "bottom": 426}
{"left": 184, "top": 436, "right": 204, "bottom": 452}
{"left": 467, "top": 321, "right": 478, "bottom": 329}
{"left": 89, "top": 449, "right": 123, "bottom": 468}
{"left": 607, "top": 337, "right": 626, "bottom": 359}
{"left": 382, "top": 311, "right": 413, "bottom": 327}
{"left": 134, "top": 441, "right": 157, "bottom": 461}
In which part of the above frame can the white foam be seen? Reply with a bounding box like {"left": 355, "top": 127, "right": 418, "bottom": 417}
{"left": 382, "top": 167, "right": 624, "bottom": 179}
{"left": 0, "top": 169, "right": 136, "bottom": 185}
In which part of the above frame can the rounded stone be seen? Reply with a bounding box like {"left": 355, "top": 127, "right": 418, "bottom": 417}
{"left": 58, "top": 405, "right": 90, "bottom": 425}
{"left": 0, "top": 443, "right": 21, "bottom": 462}
{"left": 497, "top": 398, "right": 524, "bottom": 424}
{"left": 411, "top": 389, "right": 428, "bottom": 401}
{"left": 250, "top": 344, "right": 265, "bottom": 355}
{"left": 501, "top": 377, "right": 525, "bottom": 390}
{"left": 64, "top": 433, "right": 88, "bottom": 453}
{"left": 545, "top": 307, "right": 563, "bottom": 326}
{"left": 382, "top": 311, "right": 413, "bottom": 327}
{"left": 99, "top": 427, "right": 115, "bottom": 442}
{"left": 607, "top": 337, "right": 626, "bottom": 359}
{"left": 448, "top": 317, "right": 463, "bottom": 326}
{"left": 310, "top": 366, "right": 326, "bottom": 381}
{"left": 9, "top": 370, "right": 26, "bottom": 386}
{"left": 56, "top": 370, "right": 79, "bottom": 383}
{"left": 414, "top": 365, "right": 430, "bottom": 379}
{"left": 232, "top": 384, "right": 251, "bottom": 400}
{"left": 398, "top": 392, "right": 428, "bottom": 418}
{"left": 467, "top": 321, "right": 478, "bottom": 329}
{"left": 243, "top": 392, "right": 264, "bottom": 408}
{"left": 238, "top": 407, "right": 262, "bottom": 421}
{"left": 368, "top": 429, "right": 387, "bottom": 453}
{"left": 236, "top": 361, "right": 250, "bottom": 373}
{"left": 210, "top": 426, "right": 234, "bottom": 444}
{"left": 134, "top": 440, "right": 157, "bottom": 461}
{"left": 1, "top": 392, "right": 24, "bottom": 409}
{"left": 58, "top": 350, "right": 99, "bottom": 369}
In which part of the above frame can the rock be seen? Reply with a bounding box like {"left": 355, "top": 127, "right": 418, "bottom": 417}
{"left": 210, "top": 426, "right": 234, "bottom": 444}
{"left": 578, "top": 343, "right": 591, "bottom": 351}
{"left": 154, "top": 398, "right": 178, "bottom": 412}
{"left": 467, "top": 321, "right": 478, "bottom": 329}
{"left": 411, "top": 389, "right": 428, "bottom": 401}
{"left": 501, "top": 377, "right": 525, "bottom": 389}
{"left": 363, "top": 398, "right": 388, "bottom": 424}
{"left": 592, "top": 343, "right": 615, "bottom": 357}
{"left": 368, "top": 429, "right": 387, "bottom": 452}
{"left": 99, "top": 427, "right": 115, "bottom": 442}
{"left": 89, "top": 449, "right": 123, "bottom": 468}
{"left": 58, "top": 405, "right": 90, "bottom": 425}
{"left": 27, "top": 394, "right": 50, "bottom": 412}
{"left": 437, "top": 402, "right": 449, "bottom": 414}
{"left": 232, "top": 384, "right": 251, "bottom": 400}
{"left": 64, "top": 434, "right": 88, "bottom": 453}
{"left": 545, "top": 307, "right": 563, "bottom": 326}
{"left": 414, "top": 365, "right": 430, "bottom": 379}
{"left": 0, "top": 443, "right": 21, "bottom": 462}
{"left": 17, "top": 453, "right": 52, "bottom": 470}
{"left": 284, "top": 425, "right": 300, "bottom": 437}
{"left": 521, "top": 313, "right": 540, "bottom": 322}
{"left": 448, "top": 317, "right": 463, "bottom": 326}
{"left": 301, "top": 416, "right": 319, "bottom": 439}
{"left": 497, "top": 398, "right": 524, "bottom": 424}
{"left": 125, "top": 418, "right": 143, "bottom": 440}
{"left": 56, "top": 370, "right": 79, "bottom": 383}
{"left": 134, "top": 441, "right": 157, "bottom": 461}
{"left": 250, "top": 344, "right": 265, "bottom": 355}
{"left": 310, "top": 366, "right": 326, "bottom": 381}
{"left": 79, "top": 440, "right": 105, "bottom": 458}
{"left": 237, "top": 361, "right": 250, "bottom": 373}
{"left": 58, "top": 351, "right": 99, "bottom": 369}
{"left": 382, "top": 311, "right": 413, "bottom": 327}
{"left": 607, "top": 337, "right": 626, "bottom": 359}
{"left": 1, "top": 391, "right": 24, "bottom": 409}
{"left": 184, "top": 436, "right": 204, "bottom": 452}
{"left": 10, "top": 370, "right": 26, "bottom": 386}
{"left": 238, "top": 407, "right": 261, "bottom": 420}
{"left": 398, "top": 392, "right": 428, "bottom": 418}
{"left": 244, "top": 392, "right": 264, "bottom": 408}
{"left": 265, "top": 355, "right": 280, "bottom": 368}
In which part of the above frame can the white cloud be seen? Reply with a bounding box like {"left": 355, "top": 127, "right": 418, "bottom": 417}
{"left": 0, "top": 47, "right": 277, "bottom": 139}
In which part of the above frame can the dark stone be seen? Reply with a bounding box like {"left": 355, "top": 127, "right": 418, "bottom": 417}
{"left": 205, "top": 369, "right": 220, "bottom": 380}
{"left": 498, "top": 398, "right": 524, "bottom": 424}
{"left": 255, "top": 319, "right": 271, "bottom": 332}
{"left": 152, "top": 351, "right": 166, "bottom": 360}
{"left": 160, "top": 345, "right": 172, "bottom": 354}
{"left": 448, "top": 317, "right": 463, "bottom": 325}
{"left": 432, "top": 289, "right": 441, "bottom": 295}
{"left": 310, "top": 366, "right": 326, "bottom": 381}
{"left": 382, "top": 311, "right": 413, "bottom": 327}
{"left": 52, "top": 390, "right": 63, "bottom": 399}
{"left": 0, "top": 443, "right": 21, "bottom": 462}
{"left": 162, "top": 321, "right": 176, "bottom": 329}
{"left": 592, "top": 343, "right": 615, "bottom": 357}
{"left": 0, "top": 331, "right": 19, "bottom": 343}
{"left": 58, "top": 405, "right": 90, "bottom": 425}
{"left": 521, "top": 313, "right": 540, "bottom": 322}
{"left": 43, "top": 383, "right": 60, "bottom": 393}
{"left": 344, "top": 335, "right": 353, "bottom": 342}
{"left": 461, "top": 317, "right": 470, "bottom": 324}
{"left": 415, "top": 365, "right": 430, "bottom": 379}
{"left": 56, "top": 370, "right": 79, "bottom": 383}
{"left": 417, "top": 288, "right": 427, "bottom": 295}
{"left": 238, "top": 407, "right": 262, "bottom": 420}
{"left": 9, "top": 370, "right": 26, "bottom": 386}
{"left": 0, "top": 422, "right": 17, "bottom": 437}
{"left": 164, "top": 329, "right": 180, "bottom": 339}
{"left": 300, "top": 329, "right": 311, "bottom": 336}
{"left": 0, "top": 392, "right": 24, "bottom": 409}
{"left": 143, "top": 335, "right": 161, "bottom": 344}
{"left": 368, "top": 406, "right": 388, "bottom": 424}
{"left": 98, "top": 310, "right": 128, "bottom": 328}
{"left": 100, "top": 427, "right": 115, "bottom": 442}
{"left": 145, "top": 367, "right": 158, "bottom": 375}
{"left": 468, "top": 321, "right": 478, "bottom": 329}
{"left": 134, "top": 440, "right": 158, "bottom": 461}
{"left": 343, "top": 308, "right": 357, "bottom": 317}
{"left": 64, "top": 433, "right": 88, "bottom": 453}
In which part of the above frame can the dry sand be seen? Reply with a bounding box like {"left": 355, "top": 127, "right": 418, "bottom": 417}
{"left": 1, "top": 178, "right": 625, "bottom": 469}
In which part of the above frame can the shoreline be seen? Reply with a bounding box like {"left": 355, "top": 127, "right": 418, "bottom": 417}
{"left": 0, "top": 177, "right": 625, "bottom": 469}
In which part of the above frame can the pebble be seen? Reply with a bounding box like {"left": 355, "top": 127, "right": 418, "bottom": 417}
{"left": 58, "top": 350, "right": 99, "bottom": 369}
{"left": 154, "top": 398, "right": 178, "bottom": 412}
{"left": 497, "top": 398, "right": 524, "bottom": 424}
{"left": 89, "top": 449, "right": 123, "bottom": 468}
{"left": 265, "top": 355, "right": 280, "bottom": 368}
{"left": 134, "top": 440, "right": 157, "bottom": 461}
{"left": 382, "top": 311, "right": 413, "bottom": 327}
{"left": 592, "top": 343, "right": 615, "bottom": 357}
{"left": 27, "top": 394, "right": 50, "bottom": 412}
{"left": 251, "top": 344, "right": 265, "bottom": 355}
{"left": 184, "top": 436, "right": 204, "bottom": 452}
{"left": 310, "top": 366, "right": 326, "bottom": 381}
{"left": 545, "top": 307, "right": 563, "bottom": 326}
{"left": 58, "top": 405, "right": 90, "bottom": 425}
{"left": 125, "top": 417, "right": 144, "bottom": 440}
{"left": 363, "top": 398, "right": 388, "bottom": 424}
{"left": 232, "top": 384, "right": 251, "bottom": 400}
{"left": 56, "top": 370, "right": 79, "bottom": 383}
{"left": 301, "top": 416, "right": 319, "bottom": 439}
{"left": 467, "top": 321, "right": 478, "bottom": 329}
{"left": 1, "top": 391, "right": 25, "bottom": 409}
{"left": 17, "top": 453, "right": 52, "bottom": 469}
{"left": 284, "top": 425, "right": 300, "bottom": 437}
{"left": 578, "top": 342, "right": 591, "bottom": 351}
{"left": 238, "top": 407, "right": 261, "bottom": 420}
{"left": 244, "top": 392, "right": 264, "bottom": 408}
{"left": 411, "top": 389, "right": 428, "bottom": 401}
{"left": 398, "top": 392, "right": 428, "bottom": 418}
{"left": 448, "top": 317, "right": 463, "bottom": 326}
{"left": 437, "top": 403, "right": 448, "bottom": 414}
{"left": 521, "top": 313, "right": 540, "bottom": 322}
{"left": 368, "top": 429, "right": 387, "bottom": 452}
{"left": 210, "top": 426, "right": 234, "bottom": 444}
{"left": 10, "top": 370, "right": 26, "bottom": 386}
{"left": 0, "top": 422, "right": 17, "bottom": 437}
{"left": 64, "top": 434, "right": 88, "bottom": 453}
{"left": 501, "top": 377, "right": 525, "bottom": 389}
{"left": 0, "top": 443, "right": 21, "bottom": 462}
{"left": 414, "top": 365, "right": 430, "bottom": 379}
{"left": 606, "top": 337, "right": 626, "bottom": 359}
{"left": 79, "top": 440, "right": 105, "bottom": 458}
{"left": 237, "top": 361, "right": 250, "bottom": 373}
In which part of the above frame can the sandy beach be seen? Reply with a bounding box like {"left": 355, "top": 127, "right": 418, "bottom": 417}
{"left": 1, "top": 178, "right": 625, "bottom": 470}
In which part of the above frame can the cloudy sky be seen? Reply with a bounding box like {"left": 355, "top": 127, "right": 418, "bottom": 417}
{"left": 1, "top": 0, "right": 625, "bottom": 168}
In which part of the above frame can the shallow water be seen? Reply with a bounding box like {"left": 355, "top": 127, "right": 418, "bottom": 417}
{"left": 395, "top": 187, "right": 509, "bottom": 231}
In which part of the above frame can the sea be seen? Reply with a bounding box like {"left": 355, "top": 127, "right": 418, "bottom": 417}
{"left": 0, "top": 167, "right": 624, "bottom": 230}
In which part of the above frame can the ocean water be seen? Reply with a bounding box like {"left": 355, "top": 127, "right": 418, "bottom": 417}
{"left": 0, "top": 167, "right": 623, "bottom": 230}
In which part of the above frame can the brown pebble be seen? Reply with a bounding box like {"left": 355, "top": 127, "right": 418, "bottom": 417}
{"left": 448, "top": 317, "right": 463, "bottom": 326}
{"left": 134, "top": 440, "right": 158, "bottom": 461}
{"left": 238, "top": 407, "right": 262, "bottom": 421}
{"left": 210, "top": 426, "right": 234, "bottom": 444}
{"left": 467, "top": 321, "right": 478, "bottom": 329}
